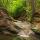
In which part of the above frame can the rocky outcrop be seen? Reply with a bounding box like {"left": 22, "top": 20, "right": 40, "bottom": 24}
{"left": 0, "top": 8, "right": 40, "bottom": 40}
{"left": 32, "top": 10, "right": 40, "bottom": 35}
{"left": 0, "top": 8, "right": 20, "bottom": 35}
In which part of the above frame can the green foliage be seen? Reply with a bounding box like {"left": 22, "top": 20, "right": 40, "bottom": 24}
{"left": 0, "top": 0, "right": 26, "bottom": 18}
{"left": 0, "top": 0, "right": 40, "bottom": 21}
{"left": 36, "top": 0, "right": 40, "bottom": 10}
{"left": 26, "top": 0, "right": 32, "bottom": 21}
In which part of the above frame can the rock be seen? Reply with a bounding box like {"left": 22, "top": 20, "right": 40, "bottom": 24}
{"left": 14, "top": 21, "right": 33, "bottom": 37}
{"left": 32, "top": 10, "right": 40, "bottom": 35}
{"left": 0, "top": 8, "right": 20, "bottom": 35}
{"left": 32, "top": 22, "right": 40, "bottom": 35}
{"left": 0, "top": 8, "right": 40, "bottom": 40}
